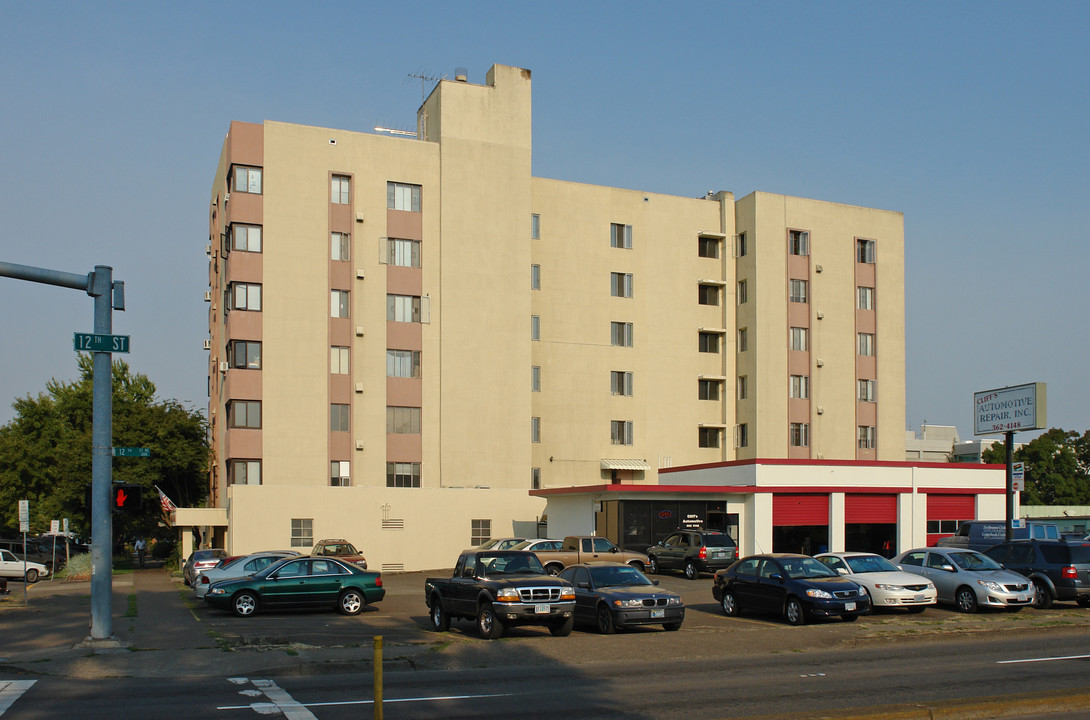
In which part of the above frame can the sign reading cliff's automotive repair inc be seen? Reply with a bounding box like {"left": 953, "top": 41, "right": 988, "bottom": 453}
{"left": 974, "top": 382, "right": 1047, "bottom": 435}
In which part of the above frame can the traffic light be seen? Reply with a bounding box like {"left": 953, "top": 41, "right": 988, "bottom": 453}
{"left": 113, "top": 484, "right": 142, "bottom": 512}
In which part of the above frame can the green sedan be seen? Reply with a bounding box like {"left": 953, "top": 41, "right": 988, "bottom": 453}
{"left": 205, "top": 556, "right": 385, "bottom": 617}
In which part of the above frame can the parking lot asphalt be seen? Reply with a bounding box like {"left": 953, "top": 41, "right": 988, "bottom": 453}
{"left": 3, "top": 563, "right": 1090, "bottom": 684}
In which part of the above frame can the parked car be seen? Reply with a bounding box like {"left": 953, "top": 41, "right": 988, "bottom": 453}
{"left": 646, "top": 530, "right": 738, "bottom": 579}
{"left": 893, "top": 547, "right": 1033, "bottom": 613}
{"left": 476, "top": 538, "right": 527, "bottom": 551}
{"left": 509, "top": 539, "right": 563, "bottom": 553}
{"left": 532, "top": 536, "right": 649, "bottom": 575}
{"left": 0, "top": 538, "right": 58, "bottom": 572}
{"left": 712, "top": 554, "right": 870, "bottom": 625}
{"left": 193, "top": 551, "right": 299, "bottom": 599}
{"left": 982, "top": 540, "right": 1090, "bottom": 609}
{"left": 559, "top": 562, "right": 684, "bottom": 633}
{"left": 310, "top": 538, "right": 368, "bottom": 569}
{"left": 204, "top": 556, "right": 384, "bottom": 617}
{"left": 0, "top": 549, "right": 50, "bottom": 583}
{"left": 816, "top": 552, "right": 936, "bottom": 612}
{"left": 936, "top": 521, "right": 1060, "bottom": 552}
{"left": 183, "top": 548, "right": 228, "bottom": 586}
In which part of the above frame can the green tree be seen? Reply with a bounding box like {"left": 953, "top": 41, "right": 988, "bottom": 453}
{"left": 982, "top": 428, "right": 1090, "bottom": 506}
{"left": 0, "top": 355, "right": 208, "bottom": 540}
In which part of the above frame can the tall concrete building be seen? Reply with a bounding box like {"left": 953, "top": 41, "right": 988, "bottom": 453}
{"left": 195, "top": 64, "right": 917, "bottom": 570}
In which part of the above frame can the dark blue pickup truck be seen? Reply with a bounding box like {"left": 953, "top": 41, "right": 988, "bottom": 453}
{"left": 425, "top": 550, "right": 576, "bottom": 639}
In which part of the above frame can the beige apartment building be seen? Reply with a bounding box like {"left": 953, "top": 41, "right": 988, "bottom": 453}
{"left": 181, "top": 63, "right": 984, "bottom": 572}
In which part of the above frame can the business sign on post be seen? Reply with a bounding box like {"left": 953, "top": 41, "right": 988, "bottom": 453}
{"left": 974, "top": 383, "right": 1047, "bottom": 436}
{"left": 19, "top": 499, "right": 29, "bottom": 533}
{"left": 1012, "top": 462, "right": 1025, "bottom": 492}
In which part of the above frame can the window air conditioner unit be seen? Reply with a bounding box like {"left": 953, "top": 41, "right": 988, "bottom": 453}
{"left": 355, "top": 326, "right": 365, "bottom": 336}
{"left": 355, "top": 441, "right": 365, "bottom": 451}
{"left": 205, "top": 244, "right": 213, "bottom": 257}
{"left": 203, "top": 339, "right": 211, "bottom": 351}
{"left": 204, "top": 291, "right": 212, "bottom": 302}
{"left": 356, "top": 268, "right": 365, "bottom": 279}
{"left": 224, "top": 192, "right": 230, "bottom": 202}
{"left": 355, "top": 211, "right": 365, "bottom": 223}
{"left": 219, "top": 361, "right": 229, "bottom": 373}
{"left": 354, "top": 382, "right": 364, "bottom": 393}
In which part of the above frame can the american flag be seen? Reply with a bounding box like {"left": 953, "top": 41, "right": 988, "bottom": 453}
{"left": 155, "top": 485, "right": 177, "bottom": 513}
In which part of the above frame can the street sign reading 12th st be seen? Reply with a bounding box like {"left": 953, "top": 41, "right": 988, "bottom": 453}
{"left": 73, "top": 332, "right": 129, "bottom": 353}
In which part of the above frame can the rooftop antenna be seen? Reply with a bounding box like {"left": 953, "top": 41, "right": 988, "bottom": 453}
{"left": 408, "top": 71, "right": 445, "bottom": 101}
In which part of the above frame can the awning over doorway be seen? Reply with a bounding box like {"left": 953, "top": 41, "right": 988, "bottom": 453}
{"left": 601, "top": 458, "right": 650, "bottom": 471}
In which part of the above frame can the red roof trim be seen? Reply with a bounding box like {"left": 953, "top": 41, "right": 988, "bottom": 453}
{"left": 529, "top": 484, "right": 1005, "bottom": 497}
{"left": 659, "top": 458, "right": 1005, "bottom": 474}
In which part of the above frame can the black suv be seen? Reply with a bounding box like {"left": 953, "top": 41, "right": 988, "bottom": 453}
{"left": 647, "top": 531, "right": 739, "bottom": 579}
{"left": 983, "top": 540, "right": 1090, "bottom": 609}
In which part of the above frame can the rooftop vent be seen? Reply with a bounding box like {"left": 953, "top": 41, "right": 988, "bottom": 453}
{"left": 454, "top": 67, "right": 468, "bottom": 82}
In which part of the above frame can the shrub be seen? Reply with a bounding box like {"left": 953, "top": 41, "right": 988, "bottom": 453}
{"left": 60, "top": 552, "right": 92, "bottom": 581}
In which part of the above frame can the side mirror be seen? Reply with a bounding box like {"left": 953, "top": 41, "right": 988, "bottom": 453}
{"left": 896, "top": 564, "right": 903, "bottom": 571}
{"left": 609, "top": 547, "right": 619, "bottom": 553}
{"left": 652, "top": 579, "right": 660, "bottom": 586}
{"left": 770, "top": 573, "right": 783, "bottom": 582}
{"left": 577, "top": 581, "right": 590, "bottom": 589}
{"left": 942, "top": 564, "right": 956, "bottom": 573}
{"left": 836, "top": 568, "right": 849, "bottom": 576}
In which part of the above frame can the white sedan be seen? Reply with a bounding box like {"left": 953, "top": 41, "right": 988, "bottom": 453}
{"left": 816, "top": 552, "right": 936, "bottom": 612}
{"left": 0, "top": 548, "right": 50, "bottom": 583}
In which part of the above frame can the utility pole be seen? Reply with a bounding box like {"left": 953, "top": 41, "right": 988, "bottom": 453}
{"left": 0, "top": 261, "right": 125, "bottom": 641}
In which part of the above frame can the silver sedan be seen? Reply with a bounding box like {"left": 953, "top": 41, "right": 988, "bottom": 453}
{"left": 892, "top": 547, "right": 1033, "bottom": 613}
{"left": 816, "top": 552, "right": 936, "bottom": 612}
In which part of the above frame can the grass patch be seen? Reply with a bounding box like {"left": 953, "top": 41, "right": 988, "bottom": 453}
{"left": 124, "top": 593, "right": 138, "bottom": 617}
{"left": 285, "top": 649, "right": 298, "bottom": 657}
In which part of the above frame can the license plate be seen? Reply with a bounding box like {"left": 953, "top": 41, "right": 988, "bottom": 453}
{"left": 914, "top": 594, "right": 927, "bottom": 602}
{"left": 844, "top": 602, "right": 856, "bottom": 611}
{"left": 713, "top": 551, "right": 725, "bottom": 558}
{"left": 534, "top": 604, "right": 550, "bottom": 614}
{"left": 651, "top": 609, "right": 665, "bottom": 618}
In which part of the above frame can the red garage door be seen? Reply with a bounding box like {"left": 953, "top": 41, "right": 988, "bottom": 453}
{"left": 926, "top": 493, "right": 976, "bottom": 545}
{"left": 845, "top": 494, "right": 897, "bottom": 524}
{"left": 773, "top": 494, "right": 830, "bottom": 526}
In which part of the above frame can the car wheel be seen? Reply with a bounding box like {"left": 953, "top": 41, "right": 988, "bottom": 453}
{"left": 955, "top": 586, "right": 978, "bottom": 613}
{"left": 338, "top": 589, "right": 364, "bottom": 615}
{"left": 477, "top": 603, "right": 504, "bottom": 639}
{"left": 628, "top": 561, "right": 645, "bottom": 573}
{"left": 596, "top": 603, "right": 616, "bottom": 634}
{"left": 841, "top": 614, "right": 859, "bottom": 622}
{"left": 785, "top": 597, "right": 806, "bottom": 626}
{"left": 233, "top": 591, "right": 258, "bottom": 617}
{"left": 647, "top": 556, "right": 659, "bottom": 575}
{"left": 663, "top": 621, "right": 682, "bottom": 631}
{"left": 1032, "top": 579, "right": 1053, "bottom": 610}
{"left": 544, "top": 564, "right": 563, "bottom": 576}
{"left": 683, "top": 561, "right": 698, "bottom": 580}
{"left": 720, "top": 590, "right": 740, "bottom": 617}
{"left": 430, "top": 598, "right": 450, "bottom": 632}
{"left": 549, "top": 615, "right": 574, "bottom": 637}
{"left": 25, "top": 568, "right": 38, "bottom": 583}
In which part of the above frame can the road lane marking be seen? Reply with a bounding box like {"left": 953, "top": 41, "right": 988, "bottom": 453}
{"left": 251, "top": 679, "right": 317, "bottom": 720}
{"left": 216, "top": 692, "right": 512, "bottom": 711}
{"left": 0, "top": 681, "right": 36, "bottom": 715}
{"left": 998, "top": 654, "right": 1090, "bottom": 664}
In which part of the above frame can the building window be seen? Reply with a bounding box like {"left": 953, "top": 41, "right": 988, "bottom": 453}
{"left": 531, "top": 467, "right": 541, "bottom": 490}
{"left": 699, "top": 236, "right": 720, "bottom": 258}
{"left": 857, "top": 286, "right": 875, "bottom": 310}
{"left": 611, "top": 371, "right": 633, "bottom": 396}
{"left": 858, "top": 332, "right": 875, "bottom": 356}
{"left": 531, "top": 417, "right": 541, "bottom": 443}
{"left": 232, "top": 165, "right": 262, "bottom": 194}
{"left": 737, "top": 327, "right": 748, "bottom": 352}
{"left": 737, "top": 280, "right": 747, "bottom": 304}
{"left": 331, "top": 346, "right": 350, "bottom": 375}
{"left": 790, "top": 327, "right": 808, "bottom": 352}
{"left": 387, "top": 349, "right": 420, "bottom": 378}
{"left": 789, "top": 230, "right": 809, "bottom": 256}
{"left": 471, "top": 519, "right": 491, "bottom": 546}
{"left": 611, "top": 420, "right": 634, "bottom": 446}
{"left": 531, "top": 366, "right": 541, "bottom": 392}
{"left": 857, "top": 239, "right": 876, "bottom": 264}
{"left": 331, "top": 232, "right": 350, "bottom": 261}
{"left": 531, "top": 315, "right": 540, "bottom": 340}
{"left": 611, "top": 322, "right": 633, "bottom": 347}
{"left": 331, "top": 174, "right": 350, "bottom": 204}
{"left": 290, "top": 518, "right": 313, "bottom": 548}
{"left": 386, "top": 406, "right": 421, "bottom": 434}
{"left": 331, "top": 404, "right": 350, "bottom": 432}
{"left": 698, "top": 427, "right": 720, "bottom": 448}
{"left": 737, "top": 375, "right": 747, "bottom": 400}
{"left": 228, "top": 400, "right": 261, "bottom": 429}
{"left": 790, "top": 375, "right": 809, "bottom": 399}
{"left": 229, "top": 340, "right": 261, "bottom": 370}
{"left": 229, "top": 283, "right": 261, "bottom": 311}
{"left": 858, "top": 425, "right": 877, "bottom": 450}
{"left": 531, "top": 264, "right": 541, "bottom": 290}
{"left": 387, "top": 462, "right": 420, "bottom": 488}
{"left": 789, "top": 422, "right": 810, "bottom": 447}
{"left": 735, "top": 232, "right": 747, "bottom": 258}
{"left": 699, "top": 331, "right": 720, "bottom": 353}
{"left": 611, "top": 272, "right": 633, "bottom": 298}
{"left": 331, "top": 290, "right": 350, "bottom": 318}
{"left": 228, "top": 459, "right": 261, "bottom": 485}
{"left": 387, "top": 294, "right": 421, "bottom": 323}
{"left": 735, "top": 424, "right": 748, "bottom": 448}
{"left": 698, "top": 379, "right": 720, "bottom": 400}
{"left": 231, "top": 224, "right": 262, "bottom": 253}
{"left": 789, "top": 279, "right": 808, "bottom": 303}
{"left": 858, "top": 379, "right": 877, "bottom": 402}
{"left": 698, "top": 284, "right": 720, "bottom": 306}
{"left": 387, "top": 182, "right": 421, "bottom": 212}
{"left": 610, "top": 223, "right": 633, "bottom": 249}
{"left": 387, "top": 238, "right": 421, "bottom": 267}
{"left": 531, "top": 214, "right": 540, "bottom": 239}
{"left": 330, "top": 461, "right": 351, "bottom": 486}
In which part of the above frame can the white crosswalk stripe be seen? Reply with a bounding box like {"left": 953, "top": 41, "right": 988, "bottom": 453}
{"left": 0, "top": 681, "right": 36, "bottom": 716}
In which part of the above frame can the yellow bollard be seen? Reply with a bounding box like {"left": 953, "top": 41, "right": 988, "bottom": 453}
{"left": 374, "top": 635, "right": 383, "bottom": 720}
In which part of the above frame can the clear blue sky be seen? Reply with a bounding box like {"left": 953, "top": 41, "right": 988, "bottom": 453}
{"left": 1, "top": 2, "right": 1087, "bottom": 441}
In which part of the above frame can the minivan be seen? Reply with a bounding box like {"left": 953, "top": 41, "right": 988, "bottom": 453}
{"left": 936, "top": 521, "right": 1060, "bottom": 552}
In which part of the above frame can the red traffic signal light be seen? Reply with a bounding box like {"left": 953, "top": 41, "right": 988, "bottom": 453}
{"left": 113, "top": 484, "right": 143, "bottom": 512}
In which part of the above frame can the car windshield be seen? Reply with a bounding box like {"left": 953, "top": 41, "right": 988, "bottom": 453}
{"left": 478, "top": 552, "right": 545, "bottom": 576}
{"left": 780, "top": 557, "right": 838, "bottom": 579}
{"left": 590, "top": 565, "right": 652, "bottom": 588}
{"left": 950, "top": 551, "right": 1002, "bottom": 571}
{"left": 844, "top": 555, "right": 899, "bottom": 574}
{"left": 703, "top": 534, "right": 735, "bottom": 548}
{"left": 194, "top": 550, "right": 225, "bottom": 561}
